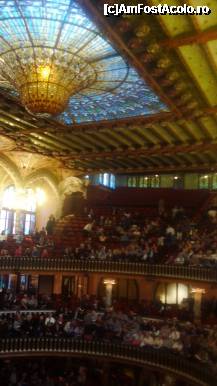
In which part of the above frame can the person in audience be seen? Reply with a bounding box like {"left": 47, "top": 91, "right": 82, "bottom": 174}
{"left": 83, "top": 221, "right": 94, "bottom": 237}
{"left": 46, "top": 214, "right": 56, "bottom": 236}
{"left": 0, "top": 291, "right": 217, "bottom": 372}
{"left": 23, "top": 247, "right": 31, "bottom": 257}
{"left": 1, "top": 204, "right": 217, "bottom": 270}
{"left": 31, "top": 246, "right": 40, "bottom": 258}
{"left": 14, "top": 245, "right": 22, "bottom": 257}
{"left": 41, "top": 248, "right": 49, "bottom": 258}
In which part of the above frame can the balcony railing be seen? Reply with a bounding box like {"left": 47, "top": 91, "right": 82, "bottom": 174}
{"left": 0, "top": 256, "right": 216, "bottom": 282}
{"left": 0, "top": 338, "right": 214, "bottom": 386}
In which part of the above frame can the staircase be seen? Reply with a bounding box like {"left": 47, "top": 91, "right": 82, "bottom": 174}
{"left": 53, "top": 214, "right": 88, "bottom": 249}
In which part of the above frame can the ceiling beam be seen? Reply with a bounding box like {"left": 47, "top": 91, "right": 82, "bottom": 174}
{"left": 0, "top": 108, "right": 175, "bottom": 134}
{"left": 25, "top": 111, "right": 176, "bottom": 134}
{"left": 0, "top": 87, "right": 216, "bottom": 136}
{"left": 59, "top": 141, "right": 217, "bottom": 161}
{"left": 3, "top": 105, "right": 216, "bottom": 136}
{"left": 161, "top": 29, "right": 217, "bottom": 49}
{"left": 77, "top": 164, "right": 217, "bottom": 175}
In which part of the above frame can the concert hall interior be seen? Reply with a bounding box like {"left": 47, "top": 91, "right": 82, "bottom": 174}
{"left": 0, "top": 1, "right": 216, "bottom": 385}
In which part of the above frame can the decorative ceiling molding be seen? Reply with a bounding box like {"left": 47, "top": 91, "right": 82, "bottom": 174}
{"left": 59, "top": 141, "right": 217, "bottom": 161}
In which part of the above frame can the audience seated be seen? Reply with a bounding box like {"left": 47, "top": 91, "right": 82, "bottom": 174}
{"left": 0, "top": 293, "right": 217, "bottom": 375}
{"left": 0, "top": 206, "right": 217, "bottom": 268}
{"left": 0, "top": 357, "right": 137, "bottom": 386}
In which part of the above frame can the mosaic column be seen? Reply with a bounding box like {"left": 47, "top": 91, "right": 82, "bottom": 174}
{"left": 192, "top": 288, "right": 205, "bottom": 321}
{"left": 103, "top": 278, "right": 116, "bottom": 307}
{"left": 53, "top": 273, "right": 62, "bottom": 295}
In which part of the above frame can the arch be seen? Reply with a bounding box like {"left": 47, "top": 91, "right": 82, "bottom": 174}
{"left": 24, "top": 168, "right": 60, "bottom": 198}
{"left": 0, "top": 153, "right": 22, "bottom": 188}
{"left": 155, "top": 281, "right": 190, "bottom": 305}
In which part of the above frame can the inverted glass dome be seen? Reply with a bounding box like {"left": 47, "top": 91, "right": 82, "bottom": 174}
{"left": 0, "top": 0, "right": 168, "bottom": 122}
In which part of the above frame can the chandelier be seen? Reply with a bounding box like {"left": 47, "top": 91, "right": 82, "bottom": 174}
{"left": 1, "top": 49, "right": 97, "bottom": 115}
{"left": 0, "top": 0, "right": 129, "bottom": 117}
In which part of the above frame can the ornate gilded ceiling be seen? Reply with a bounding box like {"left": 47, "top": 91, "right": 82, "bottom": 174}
{"left": 0, "top": 0, "right": 216, "bottom": 175}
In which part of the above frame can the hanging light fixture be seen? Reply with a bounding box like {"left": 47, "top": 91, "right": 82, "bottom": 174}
{"left": 0, "top": 1, "right": 168, "bottom": 123}
{"left": 7, "top": 51, "right": 97, "bottom": 116}
{"left": 0, "top": 0, "right": 126, "bottom": 117}
{"left": 0, "top": 40, "right": 98, "bottom": 116}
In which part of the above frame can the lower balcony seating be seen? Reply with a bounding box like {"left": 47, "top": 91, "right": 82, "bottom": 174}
{"left": 1, "top": 292, "right": 217, "bottom": 323}
{"left": 0, "top": 294, "right": 216, "bottom": 385}
{"left": 0, "top": 339, "right": 215, "bottom": 386}
{"left": 0, "top": 355, "right": 188, "bottom": 386}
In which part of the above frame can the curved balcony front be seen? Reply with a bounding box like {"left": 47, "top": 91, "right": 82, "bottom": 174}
{"left": 0, "top": 338, "right": 215, "bottom": 386}
{"left": 0, "top": 257, "right": 216, "bottom": 282}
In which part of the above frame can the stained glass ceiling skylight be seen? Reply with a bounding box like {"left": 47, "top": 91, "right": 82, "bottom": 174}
{"left": 0, "top": 0, "right": 168, "bottom": 123}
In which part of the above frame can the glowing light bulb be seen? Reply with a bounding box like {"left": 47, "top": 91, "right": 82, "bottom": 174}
{"left": 39, "top": 65, "right": 51, "bottom": 80}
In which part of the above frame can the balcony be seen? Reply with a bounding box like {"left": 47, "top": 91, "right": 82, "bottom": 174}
{"left": 0, "top": 256, "right": 217, "bottom": 282}
{"left": 0, "top": 338, "right": 214, "bottom": 386}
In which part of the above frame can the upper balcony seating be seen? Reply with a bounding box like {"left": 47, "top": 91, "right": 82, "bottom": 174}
{"left": 0, "top": 187, "right": 217, "bottom": 274}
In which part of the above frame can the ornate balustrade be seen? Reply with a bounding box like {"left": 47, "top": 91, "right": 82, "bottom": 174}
{"left": 0, "top": 338, "right": 214, "bottom": 386}
{"left": 0, "top": 256, "right": 217, "bottom": 282}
